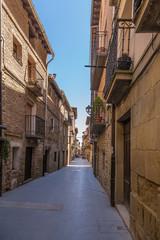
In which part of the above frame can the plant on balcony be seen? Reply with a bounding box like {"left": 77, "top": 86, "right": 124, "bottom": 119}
{"left": 0, "top": 137, "right": 10, "bottom": 164}
{"left": 117, "top": 53, "right": 132, "bottom": 70}
{"left": 92, "top": 96, "right": 105, "bottom": 122}
{"left": 28, "top": 80, "right": 42, "bottom": 90}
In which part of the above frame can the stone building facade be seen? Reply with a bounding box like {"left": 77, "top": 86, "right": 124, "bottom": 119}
{"left": 0, "top": 0, "right": 73, "bottom": 195}
{"left": 82, "top": 117, "right": 92, "bottom": 164}
{"left": 0, "top": 0, "right": 54, "bottom": 193}
{"left": 69, "top": 107, "right": 78, "bottom": 161}
{"left": 44, "top": 74, "right": 63, "bottom": 174}
{"left": 90, "top": 0, "right": 113, "bottom": 197}
{"left": 89, "top": 0, "right": 160, "bottom": 239}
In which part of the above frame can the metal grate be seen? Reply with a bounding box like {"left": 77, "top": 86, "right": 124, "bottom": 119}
{"left": 25, "top": 115, "right": 45, "bottom": 138}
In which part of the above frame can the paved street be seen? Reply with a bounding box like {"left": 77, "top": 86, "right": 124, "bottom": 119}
{"left": 0, "top": 158, "right": 132, "bottom": 240}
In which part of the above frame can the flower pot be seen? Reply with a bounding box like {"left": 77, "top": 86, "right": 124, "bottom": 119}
{"left": 97, "top": 47, "right": 106, "bottom": 53}
{"left": 117, "top": 55, "right": 132, "bottom": 70}
{"left": 95, "top": 116, "right": 102, "bottom": 122}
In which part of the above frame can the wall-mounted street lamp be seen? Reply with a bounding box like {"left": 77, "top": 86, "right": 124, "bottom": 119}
{"left": 85, "top": 105, "right": 91, "bottom": 115}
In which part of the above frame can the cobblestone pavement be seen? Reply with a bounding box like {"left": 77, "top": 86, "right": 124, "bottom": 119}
{"left": 0, "top": 158, "right": 133, "bottom": 240}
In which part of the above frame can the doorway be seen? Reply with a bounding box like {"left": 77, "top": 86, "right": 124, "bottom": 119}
{"left": 25, "top": 147, "right": 32, "bottom": 180}
{"left": 124, "top": 118, "right": 131, "bottom": 210}
{"left": 58, "top": 151, "right": 60, "bottom": 170}
{"left": 43, "top": 150, "right": 48, "bottom": 175}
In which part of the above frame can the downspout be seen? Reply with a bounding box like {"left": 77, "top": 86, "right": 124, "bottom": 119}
{"left": 0, "top": 0, "right": 6, "bottom": 196}
{"left": 110, "top": 104, "right": 115, "bottom": 206}
{"left": 43, "top": 54, "right": 54, "bottom": 176}
{"left": 0, "top": 0, "right": 2, "bottom": 196}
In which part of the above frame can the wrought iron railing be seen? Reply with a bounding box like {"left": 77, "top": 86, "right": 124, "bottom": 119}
{"left": 27, "top": 65, "right": 43, "bottom": 89}
{"left": 104, "top": 19, "right": 135, "bottom": 97}
{"left": 68, "top": 114, "right": 72, "bottom": 126}
{"left": 25, "top": 115, "right": 45, "bottom": 138}
{"left": 90, "top": 102, "right": 106, "bottom": 125}
{"left": 134, "top": 0, "right": 142, "bottom": 14}
{"left": 92, "top": 31, "right": 108, "bottom": 65}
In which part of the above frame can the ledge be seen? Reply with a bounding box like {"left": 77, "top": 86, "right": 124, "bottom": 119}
{"left": 106, "top": 70, "right": 133, "bottom": 104}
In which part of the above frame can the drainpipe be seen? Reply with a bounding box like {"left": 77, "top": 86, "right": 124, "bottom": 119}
{"left": 0, "top": 0, "right": 2, "bottom": 196}
{"left": 0, "top": 0, "right": 6, "bottom": 196}
{"left": 110, "top": 104, "right": 115, "bottom": 206}
{"left": 43, "top": 54, "right": 54, "bottom": 176}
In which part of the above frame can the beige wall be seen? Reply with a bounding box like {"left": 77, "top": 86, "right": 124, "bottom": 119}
{"left": 114, "top": 30, "right": 160, "bottom": 240}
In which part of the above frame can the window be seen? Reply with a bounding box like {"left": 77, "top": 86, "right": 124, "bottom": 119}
{"left": 28, "top": 55, "right": 36, "bottom": 83}
{"left": 54, "top": 151, "right": 57, "bottom": 162}
{"left": 13, "top": 36, "right": 22, "bottom": 65}
{"left": 12, "top": 147, "right": 20, "bottom": 170}
{"left": 51, "top": 118, "right": 54, "bottom": 132}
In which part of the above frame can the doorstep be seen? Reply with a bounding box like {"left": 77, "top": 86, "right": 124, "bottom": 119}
{"left": 116, "top": 204, "right": 130, "bottom": 230}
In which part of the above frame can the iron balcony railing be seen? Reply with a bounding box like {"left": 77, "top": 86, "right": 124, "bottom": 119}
{"left": 25, "top": 115, "right": 45, "bottom": 138}
{"left": 104, "top": 19, "right": 135, "bottom": 97}
{"left": 90, "top": 102, "right": 106, "bottom": 133}
{"left": 134, "top": 0, "right": 142, "bottom": 14}
{"left": 92, "top": 31, "right": 108, "bottom": 65}
{"left": 64, "top": 113, "right": 72, "bottom": 126}
{"left": 27, "top": 65, "right": 43, "bottom": 89}
{"left": 68, "top": 114, "right": 72, "bottom": 126}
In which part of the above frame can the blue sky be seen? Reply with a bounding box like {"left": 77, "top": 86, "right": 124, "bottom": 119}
{"left": 32, "top": 0, "right": 91, "bottom": 143}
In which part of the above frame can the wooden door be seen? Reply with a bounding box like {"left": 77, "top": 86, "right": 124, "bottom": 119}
{"left": 43, "top": 150, "right": 48, "bottom": 175}
{"left": 25, "top": 147, "right": 32, "bottom": 180}
{"left": 58, "top": 151, "right": 60, "bottom": 170}
{"left": 124, "top": 119, "right": 131, "bottom": 210}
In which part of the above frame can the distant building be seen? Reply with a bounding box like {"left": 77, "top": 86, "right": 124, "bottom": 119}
{"left": 82, "top": 117, "right": 92, "bottom": 163}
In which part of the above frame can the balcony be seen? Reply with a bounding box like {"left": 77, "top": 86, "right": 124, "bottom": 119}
{"left": 25, "top": 115, "right": 45, "bottom": 138}
{"left": 90, "top": 103, "right": 106, "bottom": 134}
{"left": 64, "top": 114, "right": 72, "bottom": 126}
{"left": 104, "top": 19, "right": 135, "bottom": 104}
{"left": 133, "top": 0, "right": 160, "bottom": 32}
{"left": 27, "top": 65, "right": 43, "bottom": 97}
{"left": 91, "top": 31, "right": 108, "bottom": 90}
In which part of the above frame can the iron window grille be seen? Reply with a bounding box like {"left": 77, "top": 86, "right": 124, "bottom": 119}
{"left": 25, "top": 115, "right": 45, "bottom": 138}
{"left": 92, "top": 31, "right": 108, "bottom": 66}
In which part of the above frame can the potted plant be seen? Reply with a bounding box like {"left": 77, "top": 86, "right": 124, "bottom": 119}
{"left": 97, "top": 46, "right": 106, "bottom": 53}
{"left": 92, "top": 96, "right": 105, "bottom": 122}
{"left": 117, "top": 53, "right": 132, "bottom": 70}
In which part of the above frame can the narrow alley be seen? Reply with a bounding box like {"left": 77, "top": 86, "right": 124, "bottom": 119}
{"left": 0, "top": 158, "right": 132, "bottom": 240}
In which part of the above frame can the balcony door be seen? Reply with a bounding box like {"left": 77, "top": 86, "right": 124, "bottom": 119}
{"left": 26, "top": 102, "right": 35, "bottom": 135}
{"left": 124, "top": 118, "right": 131, "bottom": 210}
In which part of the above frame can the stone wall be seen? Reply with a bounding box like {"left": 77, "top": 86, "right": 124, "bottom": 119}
{"left": 96, "top": 123, "right": 112, "bottom": 197}
{"left": 130, "top": 49, "right": 160, "bottom": 240}
{"left": 115, "top": 34, "right": 160, "bottom": 240}
{"left": 1, "top": 0, "right": 49, "bottom": 193}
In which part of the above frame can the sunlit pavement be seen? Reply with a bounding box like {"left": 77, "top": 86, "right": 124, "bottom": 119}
{"left": 0, "top": 158, "right": 132, "bottom": 240}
